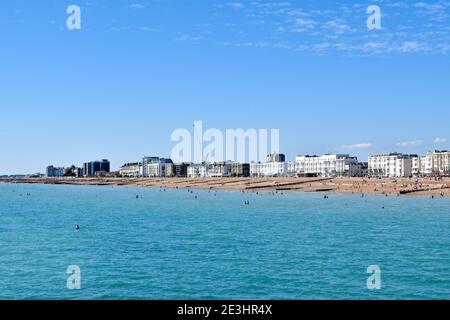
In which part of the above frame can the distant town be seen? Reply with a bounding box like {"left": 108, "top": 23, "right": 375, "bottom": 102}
{"left": 18, "top": 149, "right": 449, "bottom": 180}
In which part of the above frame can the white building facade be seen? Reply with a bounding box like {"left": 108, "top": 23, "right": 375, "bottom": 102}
{"left": 411, "top": 156, "right": 421, "bottom": 176}
{"left": 146, "top": 163, "right": 173, "bottom": 177}
{"left": 413, "top": 151, "right": 450, "bottom": 176}
{"left": 119, "top": 163, "right": 142, "bottom": 177}
{"left": 370, "top": 151, "right": 449, "bottom": 177}
{"left": 428, "top": 150, "right": 450, "bottom": 175}
{"left": 368, "top": 153, "right": 413, "bottom": 178}
{"left": 250, "top": 161, "right": 288, "bottom": 177}
{"left": 142, "top": 157, "right": 173, "bottom": 177}
{"left": 291, "top": 154, "right": 363, "bottom": 177}
{"left": 187, "top": 163, "right": 212, "bottom": 178}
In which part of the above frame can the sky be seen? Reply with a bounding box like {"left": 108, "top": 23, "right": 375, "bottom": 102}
{"left": 0, "top": 0, "right": 449, "bottom": 174}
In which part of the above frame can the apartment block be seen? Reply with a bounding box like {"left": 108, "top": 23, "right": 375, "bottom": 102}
{"left": 119, "top": 162, "right": 142, "bottom": 177}
{"left": 46, "top": 165, "right": 65, "bottom": 177}
{"left": 368, "top": 153, "right": 412, "bottom": 178}
{"left": 291, "top": 154, "right": 364, "bottom": 177}
{"left": 142, "top": 157, "right": 173, "bottom": 177}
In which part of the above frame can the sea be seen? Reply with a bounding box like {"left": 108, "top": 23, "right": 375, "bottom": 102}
{"left": 1, "top": 183, "right": 449, "bottom": 300}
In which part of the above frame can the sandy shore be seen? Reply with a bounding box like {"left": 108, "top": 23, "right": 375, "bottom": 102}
{"left": 1, "top": 177, "right": 450, "bottom": 196}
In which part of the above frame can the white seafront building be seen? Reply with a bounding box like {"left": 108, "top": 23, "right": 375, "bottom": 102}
{"left": 412, "top": 156, "right": 421, "bottom": 176}
{"left": 146, "top": 162, "right": 173, "bottom": 177}
{"left": 186, "top": 162, "right": 250, "bottom": 178}
{"left": 119, "top": 162, "right": 142, "bottom": 177}
{"left": 142, "top": 157, "right": 174, "bottom": 177}
{"left": 368, "top": 153, "right": 413, "bottom": 178}
{"left": 411, "top": 150, "right": 450, "bottom": 176}
{"left": 250, "top": 153, "right": 288, "bottom": 177}
{"left": 250, "top": 153, "right": 365, "bottom": 178}
{"left": 250, "top": 161, "right": 288, "bottom": 177}
{"left": 369, "top": 150, "right": 450, "bottom": 178}
{"left": 289, "top": 154, "right": 365, "bottom": 177}
{"left": 429, "top": 150, "right": 450, "bottom": 175}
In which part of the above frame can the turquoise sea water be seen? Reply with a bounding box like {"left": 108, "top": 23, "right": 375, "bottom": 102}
{"left": 1, "top": 183, "right": 450, "bottom": 300}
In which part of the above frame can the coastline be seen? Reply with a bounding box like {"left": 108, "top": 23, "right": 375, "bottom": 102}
{"left": 1, "top": 177, "right": 449, "bottom": 196}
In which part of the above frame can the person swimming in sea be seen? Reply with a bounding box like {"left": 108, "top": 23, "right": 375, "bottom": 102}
{"left": 75, "top": 224, "right": 80, "bottom": 231}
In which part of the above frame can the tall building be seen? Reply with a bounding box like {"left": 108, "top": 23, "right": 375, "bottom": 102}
{"left": 411, "top": 155, "right": 421, "bottom": 176}
{"left": 83, "top": 159, "right": 110, "bottom": 177}
{"left": 46, "top": 165, "right": 65, "bottom": 177}
{"left": 143, "top": 157, "right": 164, "bottom": 177}
{"left": 142, "top": 157, "right": 160, "bottom": 177}
{"left": 142, "top": 157, "right": 173, "bottom": 177}
{"left": 147, "top": 163, "right": 173, "bottom": 177}
{"left": 99, "top": 159, "right": 110, "bottom": 173}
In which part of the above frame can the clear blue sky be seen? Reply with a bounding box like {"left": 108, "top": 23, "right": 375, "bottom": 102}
{"left": 1, "top": 0, "right": 449, "bottom": 174}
